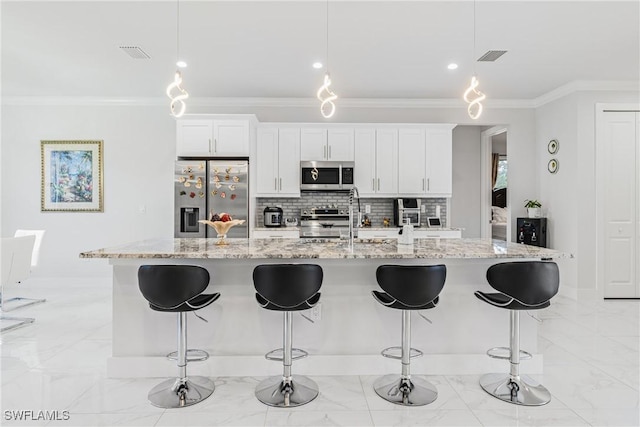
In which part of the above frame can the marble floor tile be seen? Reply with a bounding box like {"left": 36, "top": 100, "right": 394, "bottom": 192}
{"left": 265, "top": 410, "right": 374, "bottom": 426}
{"left": 46, "top": 413, "right": 163, "bottom": 427}
{"left": 370, "top": 409, "right": 482, "bottom": 426}
{"left": 156, "top": 410, "right": 267, "bottom": 426}
{"left": 572, "top": 408, "right": 640, "bottom": 426}
{"left": 470, "top": 408, "right": 589, "bottom": 426}
{"left": 66, "top": 378, "right": 166, "bottom": 414}
{"left": 163, "top": 376, "right": 265, "bottom": 413}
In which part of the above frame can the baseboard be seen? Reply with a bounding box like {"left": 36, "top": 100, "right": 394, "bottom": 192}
{"left": 107, "top": 354, "right": 544, "bottom": 378}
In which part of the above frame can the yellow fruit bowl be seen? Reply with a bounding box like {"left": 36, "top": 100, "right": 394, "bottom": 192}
{"left": 198, "top": 219, "right": 246, "bottom": 245}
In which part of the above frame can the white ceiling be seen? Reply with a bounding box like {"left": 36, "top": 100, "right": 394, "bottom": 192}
{"left": 2, "top": 1, "right": 639, "bottom": 101}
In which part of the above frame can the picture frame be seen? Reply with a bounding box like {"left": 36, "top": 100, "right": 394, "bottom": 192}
{"left": 41, "top": 140, "right": 104, "bottom": 212}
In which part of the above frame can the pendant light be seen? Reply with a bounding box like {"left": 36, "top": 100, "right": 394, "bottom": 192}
{"left": 166, "top": 0, "right": 188, "bottom": 118}
{"left": 463, "top": 0, "right": 486, "bottom": 120}
{"left": 317, "top": 0, "right": 337, "bottom": 118}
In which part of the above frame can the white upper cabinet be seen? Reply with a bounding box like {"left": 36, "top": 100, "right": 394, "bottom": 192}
{"left": 355, "top": 129, "right": 398, "bottom": 197}
{"left": 256, "top": 128, "right": 300, "bottom": 197}
{"left": 398, "top": 128, "right": 427, "bottom": 195}
{"left": 397, "top": 127, "right": 453, "bottom": 197}
{"left": 177, "top": 118, "right": 249, "bottom": 156}
{"left": 426, "top": 129, "right": 453, "bottom": 196}
{"left": 300, "top": 128, "right": 354, "bottom": 161}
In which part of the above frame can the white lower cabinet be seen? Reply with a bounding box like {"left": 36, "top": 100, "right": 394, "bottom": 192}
{"left": 256, "top": 128, "right": 300, "bottom": 197}
{"left": 357, "top": 228, "right": 461, "bottom": 239}
{"left": 252, "top": 229, "right": 299, "bottom": 239}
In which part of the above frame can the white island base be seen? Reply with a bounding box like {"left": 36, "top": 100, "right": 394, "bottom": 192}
{"left": 107, "top": 257, "right": 547, "bottom": 379}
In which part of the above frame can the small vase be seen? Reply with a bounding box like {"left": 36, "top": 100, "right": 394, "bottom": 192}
{"left": 527, "top": 207, "right": 541, "bottom": 218}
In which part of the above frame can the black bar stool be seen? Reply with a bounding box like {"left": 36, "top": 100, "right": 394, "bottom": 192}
{"left": 253, "top": 264, "right": 323, "bottom": 407}
{"left": 475, "top": 261, "right": 559, "bottom": 406}
{"left": 138, "top": 265, "right": 220, "bottom": 408}
{"left": 372, "top": 264, "right": 447, "bottom": 406}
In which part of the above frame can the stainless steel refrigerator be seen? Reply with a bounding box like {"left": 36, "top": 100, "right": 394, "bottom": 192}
{"left": 174, "top": 159, "right": 249, "bottom": 238}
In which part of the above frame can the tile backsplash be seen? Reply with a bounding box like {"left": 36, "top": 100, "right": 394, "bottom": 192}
{"left": 256, "top": 193, "right": 447, "bottom": 227}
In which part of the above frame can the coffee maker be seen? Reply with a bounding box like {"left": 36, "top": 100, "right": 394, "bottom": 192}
{"left": 393, "top": 199, "right": 422, "bottom": 227}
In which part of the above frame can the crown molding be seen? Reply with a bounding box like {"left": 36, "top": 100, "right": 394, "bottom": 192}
{"left": 1, "top": 96, "right": 534, "bottom": 109}
{"left": 532, "top": 80, "right": 640, "bottom": 108}
{"left": 3, "top": 81, "right": 637, "bottom": 109}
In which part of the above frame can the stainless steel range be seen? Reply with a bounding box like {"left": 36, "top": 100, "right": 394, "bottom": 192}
{"left": 300, "top": 206, "right": 349, "bottom": 238}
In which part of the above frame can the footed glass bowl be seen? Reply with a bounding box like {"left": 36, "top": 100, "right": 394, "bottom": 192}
{"left": 198, "top": 219, "right": 245, "bottom": 245}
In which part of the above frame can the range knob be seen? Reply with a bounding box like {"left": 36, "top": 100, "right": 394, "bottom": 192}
{"left": 303, "top": 210, "right": 308, "bottom": 215}
{"left": 340, "top": 210, "right": 345, "bottom": 215}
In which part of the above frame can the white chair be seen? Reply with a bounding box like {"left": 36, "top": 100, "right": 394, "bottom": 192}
{"left": 3, "top": 230, "right": 47, "bottom": 311}
{"left": 1, "top": 235, "right": 37, "bottom": 332}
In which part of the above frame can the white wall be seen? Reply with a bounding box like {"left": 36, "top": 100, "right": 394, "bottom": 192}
{"left": 536, "top": 90, "right": 640, "bottom": 293}
{"left": 451, "top": 126, "right": 482, "bottom": 238}
{"left": 1, "top": 101, "right": 536, "bottom": 277}
{"left": 1, "top": 105, "right": 176, "bottom": 277}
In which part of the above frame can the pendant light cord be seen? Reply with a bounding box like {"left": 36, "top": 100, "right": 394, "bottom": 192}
{"left": 472, "top": 0, "right": 476, "bottom": 75}
{"left": 176, "top": 0, "right": 180, "bottom": 62}
{"left": 326, "top": 0, "right": 330, "bottom": 73}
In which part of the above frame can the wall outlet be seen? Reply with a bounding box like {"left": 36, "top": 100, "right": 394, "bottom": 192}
{"left": 365, "top": 204, "right": 371, "bottom": 214}
{"left": 420, "top": 204, "right": 426, "bottom": 213}
{"left": 310, "top": 303, "right": 322, "bottom": 321}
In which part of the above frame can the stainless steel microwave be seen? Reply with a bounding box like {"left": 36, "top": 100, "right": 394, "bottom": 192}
{"left": 300, "top": 161, "right": 354, "bottom": 191}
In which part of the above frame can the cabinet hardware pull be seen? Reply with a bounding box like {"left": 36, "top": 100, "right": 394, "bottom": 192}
{"left": 214, "top": 138, "right": 217, "bottom": 153}
{"left": 378, "top": 178, "right": 380, "bottom": 190}
{"left": 279, "top": 178, "right": 282, "bottom": 190}
{"left": 324, "top": 145, "right": 327, "bottom": 159}
{"left": 209, "top": 138, "right": 212, "bottom": 152}
{"left": 329, "top": 145, "right": 332, "bottom": 159}
{"left": 427, "top": 178, "right": 430, "bottom": 191}
{"left": 275, "top": 178, "right": 277, "bottom": 190}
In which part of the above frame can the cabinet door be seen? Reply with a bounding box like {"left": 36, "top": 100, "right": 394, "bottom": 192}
{"left": 398, "top": 129, "right": 426, "bottom": 195}
{"left": 328, "top": 128, "right": 354, "bottom": 161}
{"left": 300, "top": 128, "right": 328, "bottom": 160}
{"left": 213, "top": 120, "right": 249, "bottom": 155}
{"left": 375, "top": 129, "right": 398, "bottom": 196}
{"left": 256, "top": 128, "right": 279, "bottom": 195}
{"left": 426, "top": 130, "right": 452, "bottom": 195}
{"left": 278, "top": 128, "right": 301, "bottom": 197}
{"left": 354, "top": 129, "right": 377, "bottom": 196}
{"left": 176, "top": 120, "right": 213, "bottom": 155}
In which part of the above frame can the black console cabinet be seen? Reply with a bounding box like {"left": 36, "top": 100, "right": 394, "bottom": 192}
{"left": 516, "top": 217, "right": 547, "bottom": 248}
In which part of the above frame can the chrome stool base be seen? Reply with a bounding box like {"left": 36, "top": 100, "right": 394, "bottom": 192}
{"left": 479, "top": 373, "right": 551, "bottom": 406}
{"left": 255, "top": 375, "right": 319, "bottom": 407}
{"left": 148, "top": 376, "right": 215, "bottom": 408}
{"left": 373, "top": 374, "right": 438, "bottom": 406}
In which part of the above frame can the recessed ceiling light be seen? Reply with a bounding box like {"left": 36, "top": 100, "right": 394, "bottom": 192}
{"left": 447, "top": 63, "right": 458, "bottom": 70}
{"left": 176, "top": 60, "right": 187, "bottom": 68}
{"left": 313, "top": 62, "right": 323, "bottom": 69}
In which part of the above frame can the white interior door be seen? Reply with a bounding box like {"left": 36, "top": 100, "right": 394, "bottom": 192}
{"left": 602, "top": 112, "right": 638, "bottom": 298}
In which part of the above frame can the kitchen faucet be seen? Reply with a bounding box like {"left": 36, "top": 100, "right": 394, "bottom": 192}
{"left": 348, "top": 186, "right": 361, "bottom": 247}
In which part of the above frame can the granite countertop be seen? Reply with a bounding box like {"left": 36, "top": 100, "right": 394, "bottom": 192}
{"left": 359, "top": 227, "right": 463, "bottom": 231}
{"left": 80, "top": 238, "right": 571, "bottom": 260}
{"left": 253, "top": 227, "right": 300, "bottom": 231}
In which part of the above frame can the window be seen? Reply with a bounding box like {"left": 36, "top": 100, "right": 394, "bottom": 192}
{"left": 493, "top": 156, "right": 508, "bottom": 190}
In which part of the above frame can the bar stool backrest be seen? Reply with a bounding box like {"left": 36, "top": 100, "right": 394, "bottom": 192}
{"left": 138, "top": 265, "right": 210, "bottom": 309}
{"left": 253, "top": 264, "right": 323, "bottom": 309}
{"left": 376, "top": 264, "right": 446, "bottom": 307}
{"left": 486, "top": 261, "right": 559, "bottom": 306}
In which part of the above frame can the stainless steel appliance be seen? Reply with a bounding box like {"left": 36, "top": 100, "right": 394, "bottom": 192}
{"left": 393, "top": 198, "right": 422, "bottom": 227}
{"left": 263, "top": 206, "right": 283, "bottom": 228}
{"left": 174, "top": 159, "right": 249, "bottom": 238}
{"left": 300, "top": 206, "right": 349, "bottom": 238}
{"left": 300, "top": 161, "right": 355, "bottom": 191}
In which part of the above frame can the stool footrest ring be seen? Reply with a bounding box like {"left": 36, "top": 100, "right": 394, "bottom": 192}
{"left": 381, "top": 346, "right": 423, "bottom": 360}
{"left": 486, "top": 346, "right": 532, "bottom": 361}
{"left": 166, "top": 349, "right": 210, "bottom": 362}
{"left": 265, "top": 348, "right": 308, "bottom": 361}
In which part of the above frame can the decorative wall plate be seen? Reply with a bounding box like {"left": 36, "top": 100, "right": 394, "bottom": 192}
{"left": 548, "top": 139, "right": 559, "bottom": 154}
{"left": 548, "top": 158, "right": 559, "bottom": 173}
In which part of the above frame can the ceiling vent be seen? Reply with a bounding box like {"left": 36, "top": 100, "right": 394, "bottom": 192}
{"left": 477, "top": 50, "right": 507, "bottom": 62}
{"left": 119, "top": 46, "right": 151, "bottom": 59}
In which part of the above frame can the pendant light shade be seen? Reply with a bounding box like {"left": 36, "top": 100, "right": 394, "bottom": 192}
{"left": 317, "top": 0, "right": 337, "bottom": 118}
{"left": 167, "top": 70, "right": 189, "bottom": 118}
{"left": 167, "top": 0, "right": 188, "bottom": 118}
{"left": 463, "top": 75, "right": 485, "bottom": 120}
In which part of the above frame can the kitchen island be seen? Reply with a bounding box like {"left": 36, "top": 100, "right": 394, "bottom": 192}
{"left": 81, "top": 238, "right": 571, "bottom": 378}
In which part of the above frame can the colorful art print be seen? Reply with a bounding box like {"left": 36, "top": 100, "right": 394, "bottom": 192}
{"left": 41, "top": 140, "right": 104, "bottom": 212}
